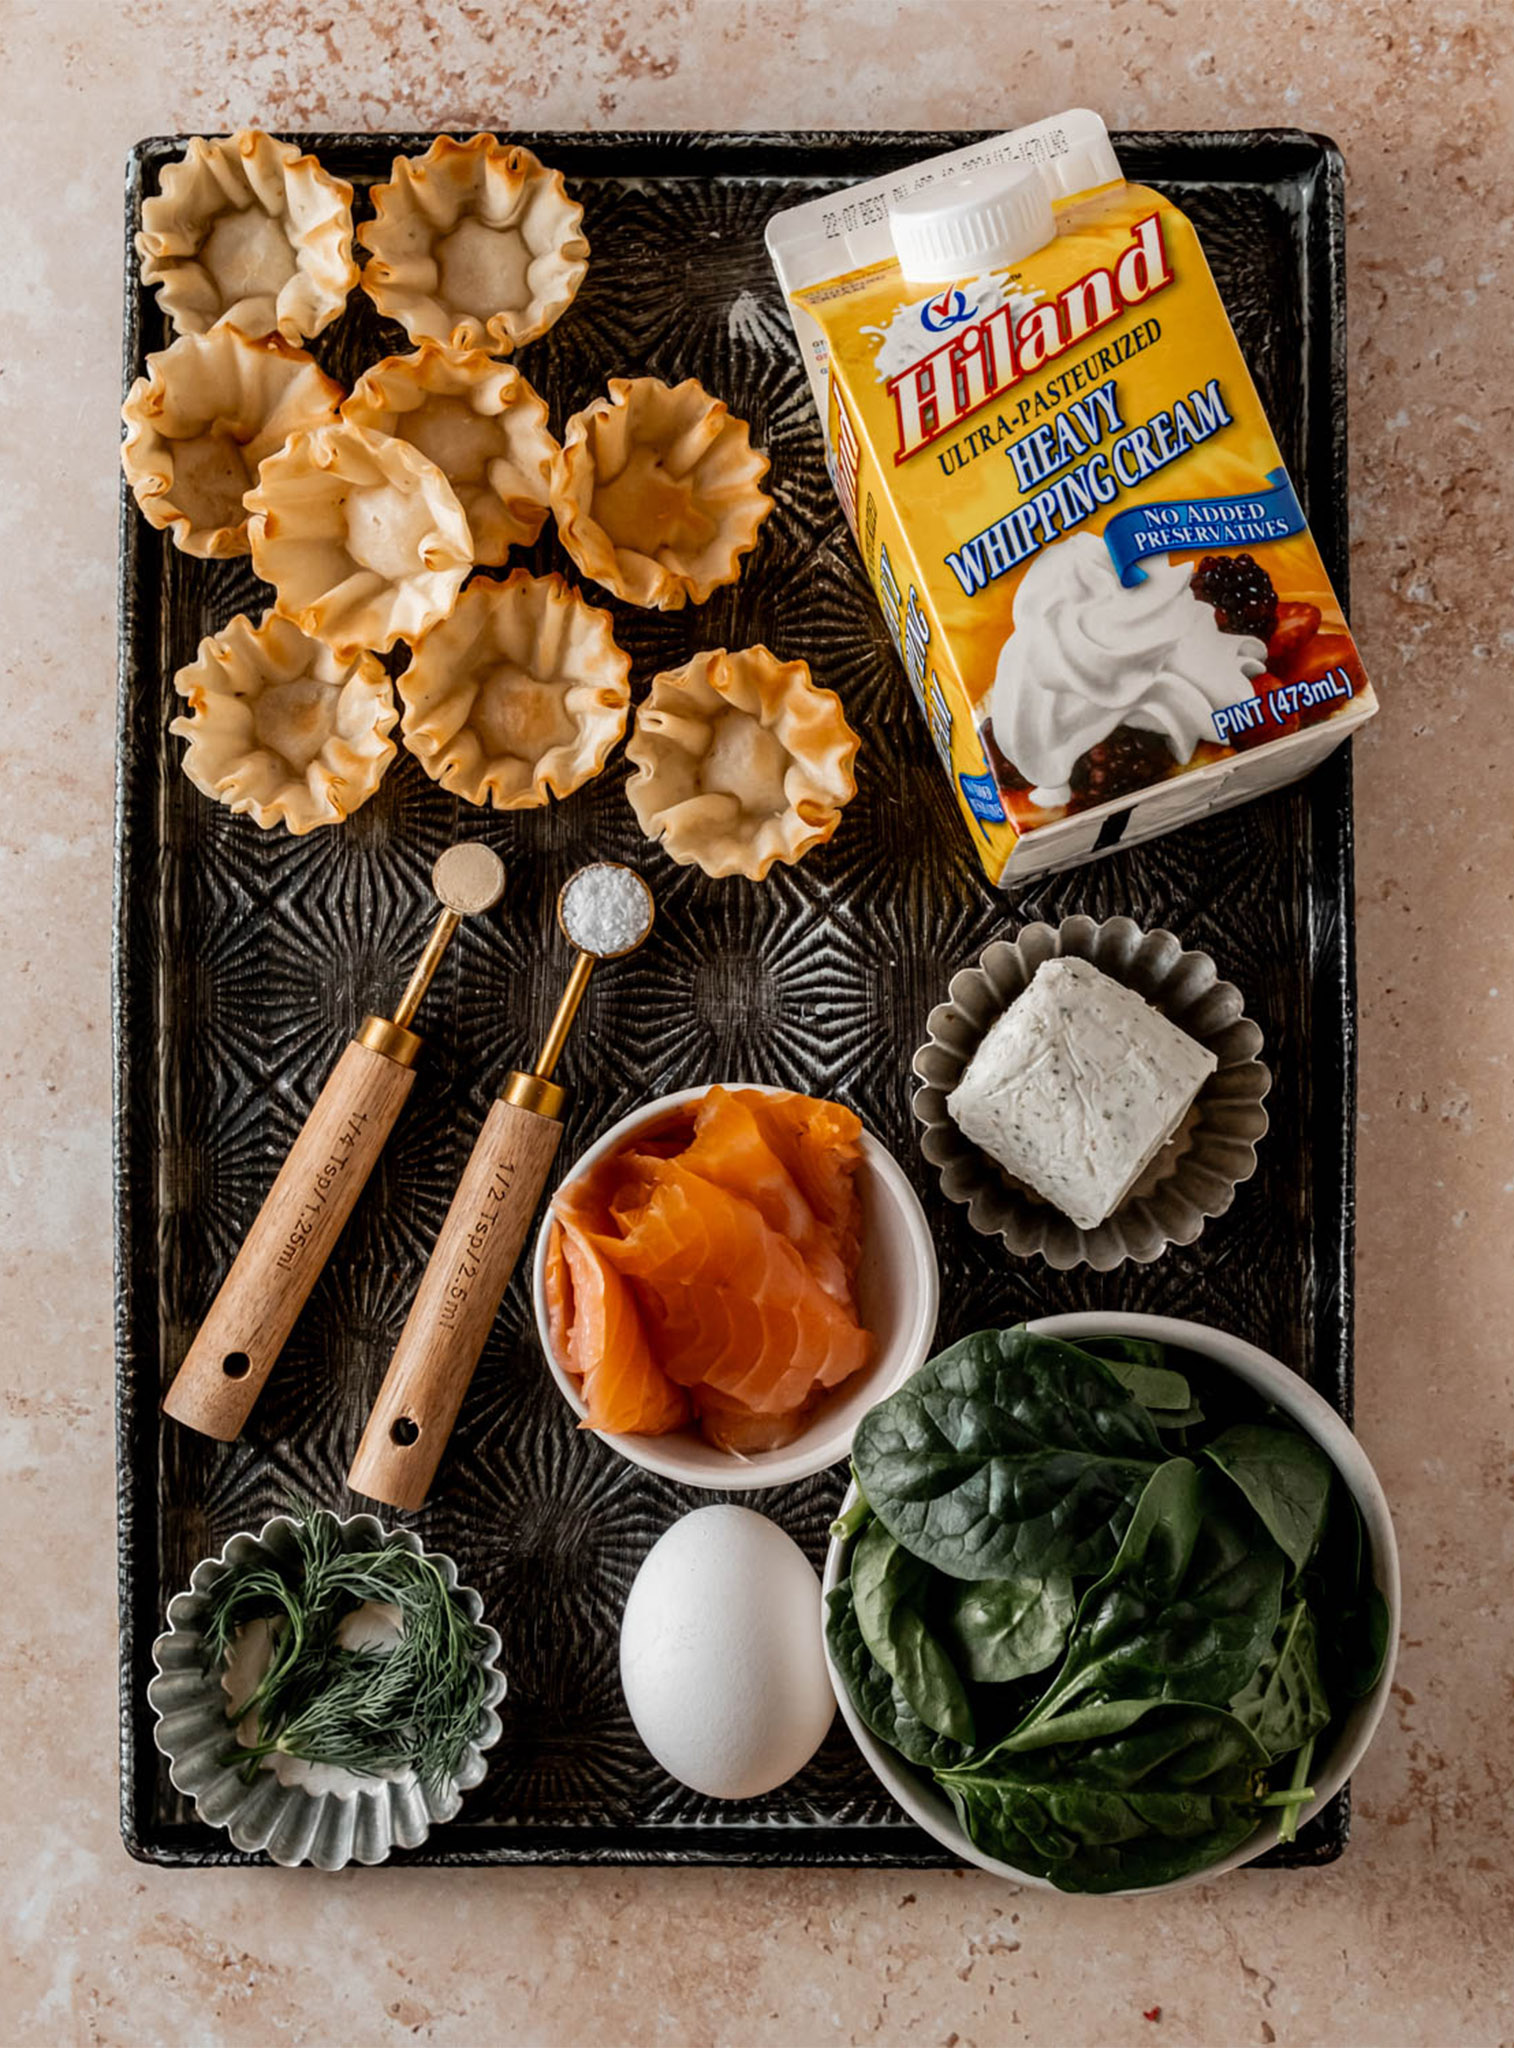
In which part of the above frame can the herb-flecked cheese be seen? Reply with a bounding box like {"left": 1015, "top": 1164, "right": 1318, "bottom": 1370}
{"left": 946, "top": 956, "right": 1218, "bottom": 1230}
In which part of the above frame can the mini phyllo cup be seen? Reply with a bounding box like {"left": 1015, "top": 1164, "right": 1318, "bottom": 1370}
{"left": 912, "top": 914, "right": 1271, "bottom": 1271}
{"left": 149, "top": 1513, "right": 505, "bottom": 1869}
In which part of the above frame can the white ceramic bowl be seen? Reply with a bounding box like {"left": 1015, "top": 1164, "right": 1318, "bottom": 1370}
{"left": 531, "top": 1084, "right": 940, "bottom": 1489}
{"left": 821, "top": 1311, "right": 1401, "bottom": 1894}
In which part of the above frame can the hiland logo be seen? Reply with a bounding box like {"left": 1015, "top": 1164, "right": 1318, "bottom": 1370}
{"left": 888, "top": 213, "right": 1177, "bottom": 463}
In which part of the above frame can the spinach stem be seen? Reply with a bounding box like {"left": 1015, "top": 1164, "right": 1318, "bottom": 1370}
{"left": 829, "top": 1468, "right": 870, "bottom": 1543}
{"left": 1275, "top": 1734, "right": 1317, "bottom": 1843}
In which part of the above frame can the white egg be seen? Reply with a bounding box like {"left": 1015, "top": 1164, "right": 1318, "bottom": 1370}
{"left": 619, "top": 1505, "right": 836, "bottom": 1799}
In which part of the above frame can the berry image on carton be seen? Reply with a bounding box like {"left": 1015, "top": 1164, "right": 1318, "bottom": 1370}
{"left": 766, "top": 110, "right": 1377, "bottom": 884}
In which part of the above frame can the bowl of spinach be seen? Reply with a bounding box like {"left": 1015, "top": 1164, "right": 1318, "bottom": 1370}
{"left": 823, "top": 1313, "right": 1398, "bottom": 1893}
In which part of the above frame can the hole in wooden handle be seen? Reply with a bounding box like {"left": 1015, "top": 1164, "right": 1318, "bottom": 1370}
{"left": 390, "top": 1416, "right": 420, "bottom": 1447}
{"left": 222, "top": 1352, "right": 251, "bottom": 1380}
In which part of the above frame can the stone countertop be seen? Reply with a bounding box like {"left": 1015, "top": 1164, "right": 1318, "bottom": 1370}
{"left": 3, "top": 2, "right": 1510, "bottom": 2043}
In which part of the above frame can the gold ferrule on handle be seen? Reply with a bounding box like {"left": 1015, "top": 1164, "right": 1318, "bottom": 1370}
{"left": 495, "top": 948, "right": 596, "bottom": 1122}
{"left": 356, "top": 1014, "right": 424, "bottom": 1067}
{"left": 531, "top": 950, "right": 596, "bottom": 1082}
{"left": 501, "top": 1070, "right": 568, "bottom": 1120}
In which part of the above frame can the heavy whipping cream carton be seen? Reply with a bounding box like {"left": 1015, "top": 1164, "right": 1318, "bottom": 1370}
{"left": 765, "top": 111, "right": 1377, "bottom": 882}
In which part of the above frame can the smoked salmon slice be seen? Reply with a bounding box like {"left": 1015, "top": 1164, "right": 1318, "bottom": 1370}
{"left": 747, "top": 1090, "right": 866, "bottom": 1281}
{"left": 545, "top": 1087, "right": 872, "bottom": 1447}
{"left": 610, "top": 1160, "right": 869, "bottom": 1408}
{"left": 676, "top": 1089, "right": 852, "bottom": 1302}
{"left": 692, "top": 1383, "right": 819, "bottom": 1456}
{"left": 549, "top": 1170, "right": 691, "bottom": 1436}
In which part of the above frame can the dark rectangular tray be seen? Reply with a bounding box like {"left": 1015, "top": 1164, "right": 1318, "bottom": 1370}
{"left": 117, "top": 128, "right": 1358, "bottom": 1866}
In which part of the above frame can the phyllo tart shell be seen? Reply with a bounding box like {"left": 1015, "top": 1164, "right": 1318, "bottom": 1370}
{"left": 625, "top": 646, "right": 859, "bottom": 880}
{"left": 171, "top": 610, "right": 399, "bottom": 834}
{"left": 137, "top": 129, "right": 357, "bottom": 343}
{"left": 399, "top": 569, "right": 631, "bottom": 810}
{"left": 358, "top": 135, "right": 588, "bottom": 354}
{"left": 341, "top": 344, "right": 558, "bottom": 567}
{"left": 245, "top": 422, "right": 474, "bottom": 657}
{"left": 551, "top": 377, "right": 773, "bottom": 610}
{"left": 121, "top": 327, "right": 344, "bottom": 559}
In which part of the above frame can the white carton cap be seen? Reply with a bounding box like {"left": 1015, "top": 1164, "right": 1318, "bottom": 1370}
{"left": 890, "top": 163, "right": 1055, "bottom": 283}
{"left": 1043, "top": 127, "right": 1125, "bottom": 200}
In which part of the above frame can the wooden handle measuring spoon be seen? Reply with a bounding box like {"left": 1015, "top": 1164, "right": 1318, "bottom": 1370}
{"left": 348, "top": 862, "right": 656, "bottom": 1511}
{"left": 162, "top": 843, "right": 507, "bottom": 1442}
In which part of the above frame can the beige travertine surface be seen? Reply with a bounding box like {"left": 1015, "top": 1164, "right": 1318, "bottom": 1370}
{"left": 3, "top": 2, "right": 1511, "bottom": 2042}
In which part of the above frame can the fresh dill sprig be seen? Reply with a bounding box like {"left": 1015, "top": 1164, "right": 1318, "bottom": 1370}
{"left": 202, "top": 1511, "right": 492, "bottom": 1796}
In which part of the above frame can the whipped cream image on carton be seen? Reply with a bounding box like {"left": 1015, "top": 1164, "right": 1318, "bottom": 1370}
{"left": 765, "top": 111, "right": 1378, "bottom": 882}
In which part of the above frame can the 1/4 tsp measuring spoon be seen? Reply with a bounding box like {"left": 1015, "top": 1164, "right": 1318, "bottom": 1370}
{"left": 163, "top": 843, "right": 507, "bottom": 1441}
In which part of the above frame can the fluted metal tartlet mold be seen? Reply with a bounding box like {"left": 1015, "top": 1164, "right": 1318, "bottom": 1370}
{"left": 149, "top": 1513, "right": 506, "bottom": 1869}
{"left": 912, "top": 915, "right": 1271, "bottom": 1272}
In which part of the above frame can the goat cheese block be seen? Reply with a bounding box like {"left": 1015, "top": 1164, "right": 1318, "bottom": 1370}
{"left": 946, "top": 956, "right": 1218, "bottom": 1230}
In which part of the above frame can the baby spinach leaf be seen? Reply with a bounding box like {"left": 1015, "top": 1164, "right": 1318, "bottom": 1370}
{"left": 1020, "top": 1461, "right": 1286, "bottom": 1728}
{"left": 977, "top": 1693, "right": 1159, "bottom": 1751}
{"left": 1203, "top": 1422, "right": 1333, "bottom": 1577}
{"left": 851, "top": 1327, "right": 1164, "bottom": 1581}
{"left": 973, "top": 1697, "right": 1269, "bottom": 1788}
{"left": 938, "top": 1570, "right": 1075, "bottom": 1685}
{"left": 1078, "top": 1339, "right": 1194, "bottom": 1415}
{"left": 1076, "top": 1335, "right": 1170, "bottom": 1375}
{"left": 1153, "top": 1401, "right": 1207, "bottom": 1433}
{"left": 825, "top": 1582, "right": 972, "bottom": 1772}
{"left": 852, "top": 1521, "right": 974, "bottom": 1745}
{"left": 937, "top": 1702, "right": 1267, "bottom": 1892}
{"left": 1348, "top": 1586, "right": 1392, "bottom": 1699}
{"left": 1229, "top": 1600, "right": 1332, "bottom": 1760}
{"left": 942, "top": 1775, "right": 1263, "bottom": 1892}
{"left": 1310, "top": 1483, "right": 1391, "bottom": 1698}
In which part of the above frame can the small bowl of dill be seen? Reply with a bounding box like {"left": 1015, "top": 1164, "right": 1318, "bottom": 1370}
{"left": 149, "top": 1509, "right": 506, "bottom": 1868}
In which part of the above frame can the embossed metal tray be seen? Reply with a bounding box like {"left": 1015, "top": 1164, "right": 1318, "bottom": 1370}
{"left": 117, "top": 129, "right": 1360, "bottom": 1866}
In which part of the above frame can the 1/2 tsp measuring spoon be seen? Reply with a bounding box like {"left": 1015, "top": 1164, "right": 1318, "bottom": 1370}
{"left": 348, "top": 862, "right": 654, "bottom": 1510}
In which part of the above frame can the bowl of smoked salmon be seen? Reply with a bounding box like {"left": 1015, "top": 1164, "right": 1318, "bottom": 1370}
{"left": 531, "top": 1083, "right": 940, "bottom": 1488}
